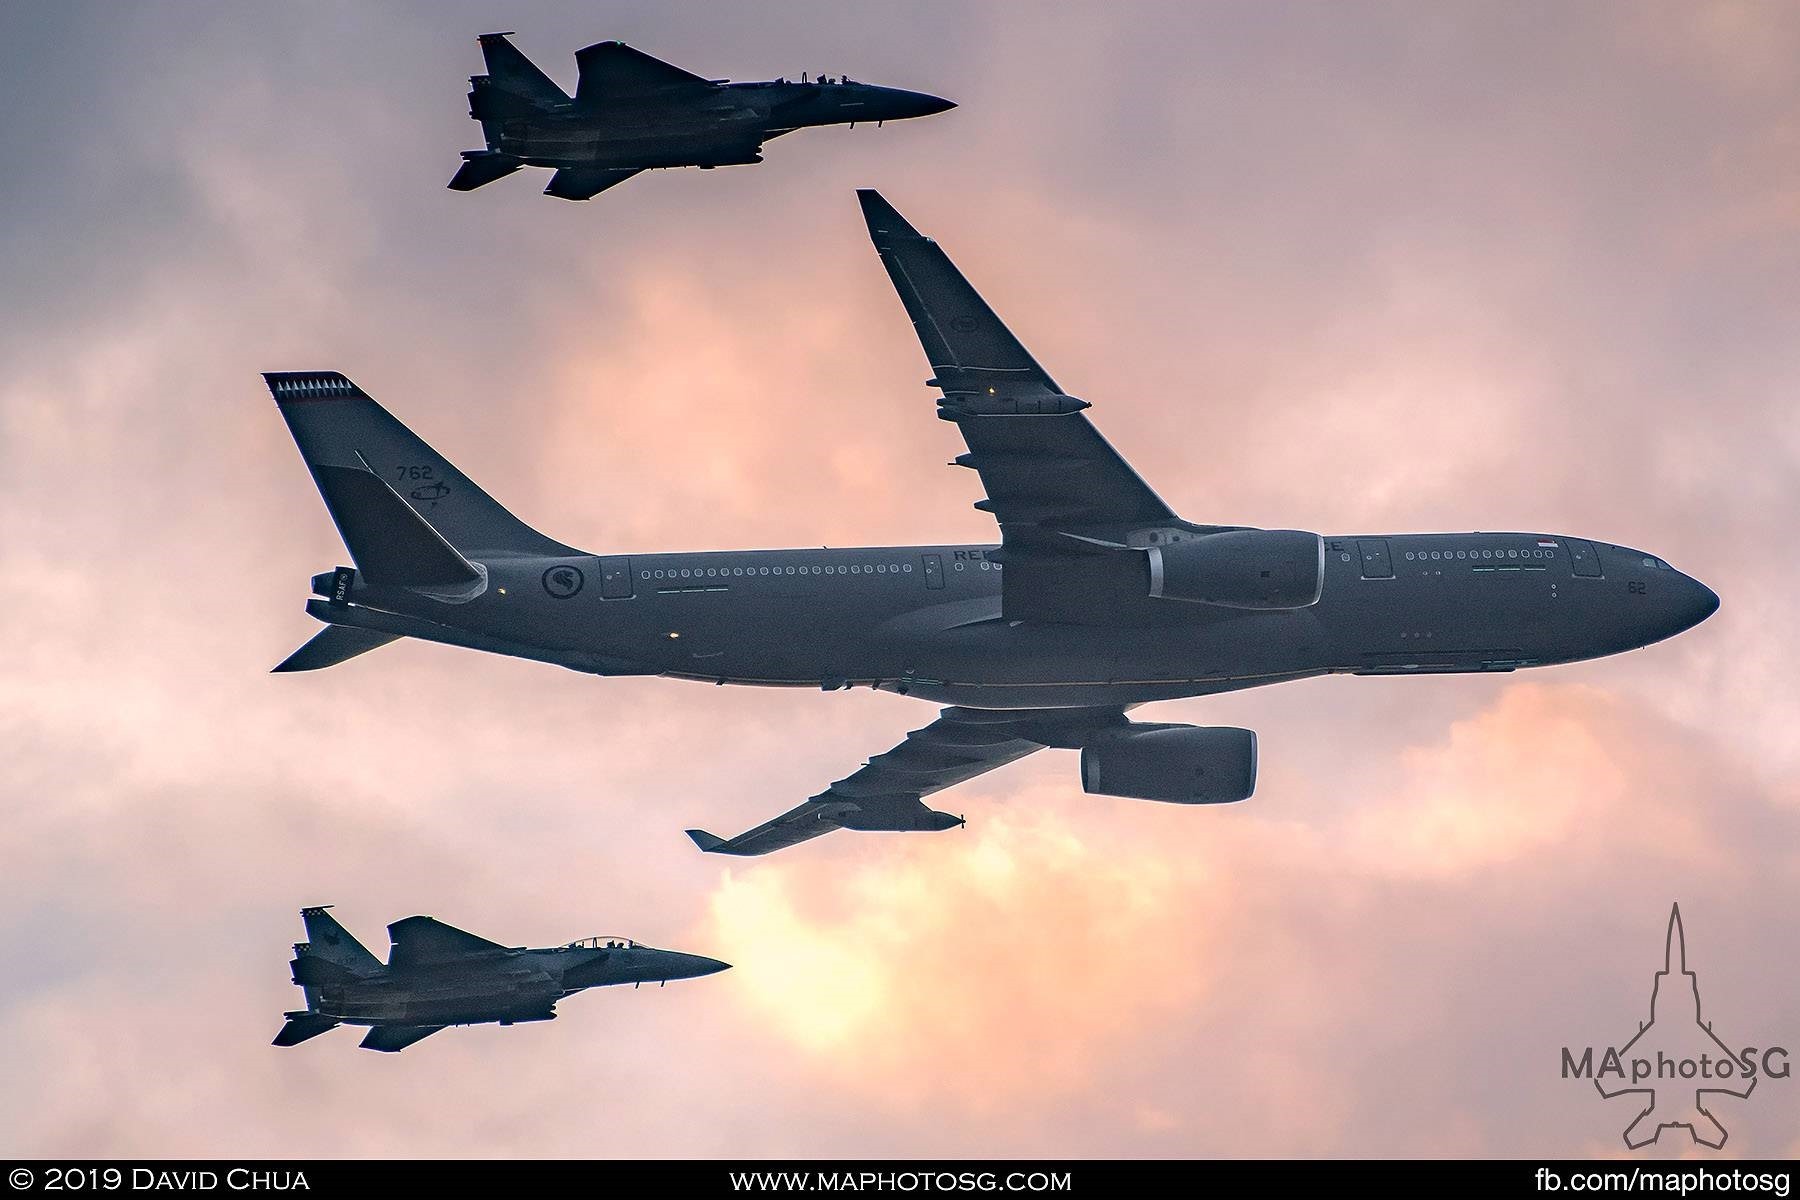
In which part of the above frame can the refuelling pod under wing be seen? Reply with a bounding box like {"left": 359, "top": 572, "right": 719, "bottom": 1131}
{"left": 1080, "top": 724, "right": 1257, "bottom": 804}
{"left": 1146, "top": 529, "right": 1324, "bottom": 609}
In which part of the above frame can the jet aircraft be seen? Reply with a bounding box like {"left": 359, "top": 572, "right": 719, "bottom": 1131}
{"left": 266, "top": 191, "right": 1718, "bottom": 856}
{"left": 449, "top": 34, "right": 955, "bottom": 200}
{"left": 273, "top": 907, "right": 730, "bottom": 1052}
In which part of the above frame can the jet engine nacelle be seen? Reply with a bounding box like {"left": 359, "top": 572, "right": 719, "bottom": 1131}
{"left": 1079, "top": 724, "right": 1257, "bottom": 804}
{"left": 1146, "top": 529, "right": 1325, "bottom": 609}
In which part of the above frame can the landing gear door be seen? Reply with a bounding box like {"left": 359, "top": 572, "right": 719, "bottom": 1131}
{"left": 599, "top": 556, "right": 635, "bottom": 599}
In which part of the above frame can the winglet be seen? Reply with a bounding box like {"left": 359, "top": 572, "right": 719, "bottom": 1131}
{"left": 856, "top": 189, "right": 926, "bottom": 244}
{"left": 855, "top": 190, "right": 1071, "bottom": 405}
{"left": 685, "top": 829, "right": 729, "bottom": 854}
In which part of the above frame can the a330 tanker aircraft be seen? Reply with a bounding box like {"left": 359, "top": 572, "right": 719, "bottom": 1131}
{"left": 267, "top": 191, "right": 1719, "bottom": 856}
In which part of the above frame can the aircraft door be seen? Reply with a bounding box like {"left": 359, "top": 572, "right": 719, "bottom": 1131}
{"left": 1357, "top": 539, "right": 1393, "bottom": 579}
{"left": 922, "top": 554, "right": 945, "bottom": 590}
{"left": 1564, "top": 539, "right": 1603, "bottom": 578}
{"left": 598, "top": 556, "right": 635, "bottom": 599}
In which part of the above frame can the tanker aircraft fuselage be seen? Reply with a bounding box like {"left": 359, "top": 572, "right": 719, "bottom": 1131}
{"left": 267, "top": 191, "right": 1717, "bottom": 856}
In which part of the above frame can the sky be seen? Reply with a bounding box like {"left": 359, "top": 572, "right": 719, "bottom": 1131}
{"left": 1, "top": 0, "right": 1797, "bottom": 1158}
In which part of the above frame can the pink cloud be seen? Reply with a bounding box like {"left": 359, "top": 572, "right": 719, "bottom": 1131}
{"left": 2, "top": 1, "right": 1796, "bottom": 1160}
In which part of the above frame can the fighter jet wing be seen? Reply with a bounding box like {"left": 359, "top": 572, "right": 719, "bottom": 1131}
{"left": 359, "top": 1024, "right": 445, "bottom": 1053}
{"left": 543, "top": 167, "right": 643, "bottom": 201}
{"left": 859, "top": 190, "right": 1195, "bottom": 624}
{"left": 686, "top": 705, "right": 1127, "bottom": 855}
{"left": 386, "top": 916, "right": 510, "bottom": 970}
{"left": 574, "top": 41, "right": 714, "bottom": 105}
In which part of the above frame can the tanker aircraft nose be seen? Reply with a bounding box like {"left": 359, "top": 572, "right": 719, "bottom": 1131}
{"left": 1670, "top": 572, "right": 1721, "bottom": 637}
{"left": 1602, "top": 545, "right": 1720, "bottom": 651}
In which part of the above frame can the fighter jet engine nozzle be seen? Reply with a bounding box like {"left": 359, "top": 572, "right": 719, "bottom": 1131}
{"left": 289, "top": 954, "right": 365, "bottom": 989}
{"left": 1146, "top": 529, "right": 1324, "bottom": 609}
{"left": 1079, "top": 724, "right": 1257, "bottom": 805}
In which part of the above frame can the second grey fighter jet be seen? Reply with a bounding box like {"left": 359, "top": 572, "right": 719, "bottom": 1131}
{"left": 449, "top": 34, "right": 955, "bottom": 200}
{"left": 273, "top": 908, "right": 729, "bottom": 1052}
{"left": 265, "top": 192, "right": 1718, "bottom": 857}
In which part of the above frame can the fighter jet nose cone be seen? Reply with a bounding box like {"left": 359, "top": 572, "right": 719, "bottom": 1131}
{"left": 879, "top": 89, "right": 956, "bottom": 120}
{"left": 671, "top": 952, "right": 732, "bottom": 979}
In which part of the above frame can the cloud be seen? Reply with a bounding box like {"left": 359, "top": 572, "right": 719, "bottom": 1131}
{"left": 2, "top": 0, "right": 1797, "bottom": 1160}
{"left": 695, "top": 682, "right": 1798, "bottom": 1155}
{"left": 709, "top": 809, "right": 1216, "bottom": 1112}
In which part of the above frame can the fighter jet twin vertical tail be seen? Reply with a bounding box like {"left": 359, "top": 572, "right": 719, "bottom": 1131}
{"left": 274, "top": 907, "right": 729, "bottom": 1051}
{"left": 268, "top": 193, "right": 1717, "bottom": 857}
{"left": 450, "top": 34, "right": 955, "bottom": 200}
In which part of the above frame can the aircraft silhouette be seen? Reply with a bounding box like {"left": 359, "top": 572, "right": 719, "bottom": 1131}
{"left": 266, "top": 193, "right": 1718, "bottom": 856}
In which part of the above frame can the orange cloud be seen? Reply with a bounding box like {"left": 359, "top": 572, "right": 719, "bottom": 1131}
{"left": 709, "top": 807, "right": 1218, "bottom": 1112}
{"left": 4, "top": 3, "right": 1797, "bottom": 1160}
{"left": 698, "top": 681, "right": 1794, "bottom": 1154}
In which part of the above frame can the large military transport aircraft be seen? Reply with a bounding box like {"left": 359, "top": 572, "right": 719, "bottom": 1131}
{"left": 449, "top": 34, "right": 954, "bottom": 200}
{"left": 266, "top": 191, "right": 1718, "bottom": 857}
{"left": 273, "top": 908, "right": 729, "bottom": 1052}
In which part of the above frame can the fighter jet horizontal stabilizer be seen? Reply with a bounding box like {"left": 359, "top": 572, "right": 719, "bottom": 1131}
{"left": 359, "top": 1024, "right": 445, "bottom": 1053}
{"left": 449, "top": 151, "right": 524, "bottom": 192}
{"left": 544, "top": 166, "right": 643, "bottom": 201}
{"left": 272, "top": 1012, "right": 339, "bottom": 1047}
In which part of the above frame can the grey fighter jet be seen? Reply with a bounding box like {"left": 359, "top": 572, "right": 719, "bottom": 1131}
{"left": 265, "top": 191, "right": 1718, "bottom": 857}
{"left": 449, "top": 34, "right": 955, "bottom": 200}
{"left": 272, "top": 908, "right": 730, "bottom": 1052}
